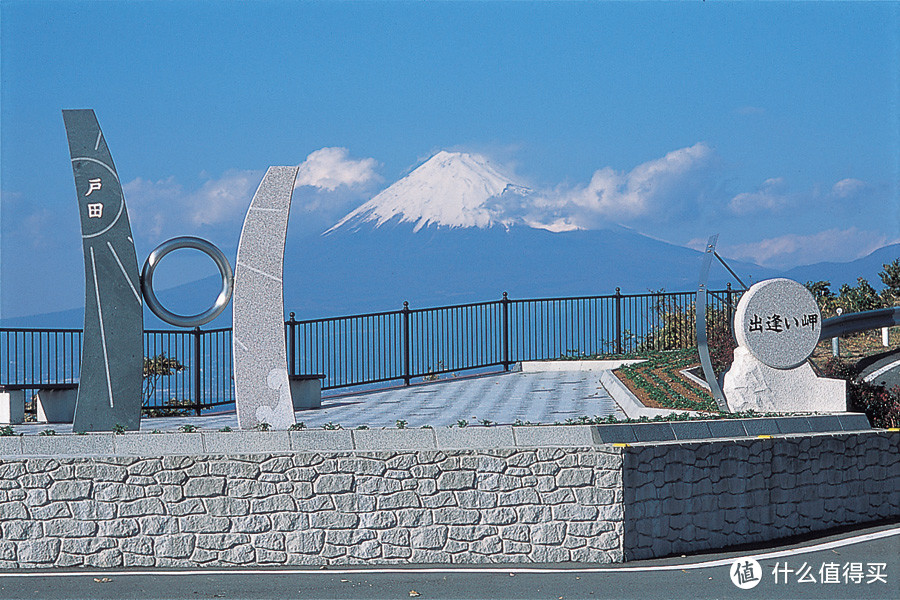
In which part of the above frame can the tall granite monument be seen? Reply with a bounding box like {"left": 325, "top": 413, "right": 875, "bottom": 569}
{"left": 63, "top": 110, "right": 143, "bottom": 431}
{"left": 233, "top": 166, "right": 300, "bottom": 429}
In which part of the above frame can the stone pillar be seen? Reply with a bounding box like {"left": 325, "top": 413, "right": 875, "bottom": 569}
{"left": 232, "top": 166, "right": 299, "bottom": 430}
{"left": 63, "top": 110, "right": 143, "bottom": 432}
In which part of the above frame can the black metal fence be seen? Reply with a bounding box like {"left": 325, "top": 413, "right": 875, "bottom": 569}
{"left": 1, "top": 287, "right": 740, "bottom": 416}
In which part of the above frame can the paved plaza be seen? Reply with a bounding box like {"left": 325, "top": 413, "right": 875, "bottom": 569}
{"left": 14, "top": 367, "right": 627, "bottom": 434}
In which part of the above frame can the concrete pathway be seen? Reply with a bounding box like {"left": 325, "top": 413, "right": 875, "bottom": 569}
{"left": 13, "top": 366, "right": 633, "bottom": 434}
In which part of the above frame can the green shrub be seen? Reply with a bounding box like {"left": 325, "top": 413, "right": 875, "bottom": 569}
{"left": 707, "top": 318, "right": 736, "bottom": 375}
{"left": 819, "top": 357, "right": 900, "bottom": 428}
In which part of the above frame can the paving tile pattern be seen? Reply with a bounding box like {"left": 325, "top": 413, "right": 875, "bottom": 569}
{"left": 15, "top": 370, "right": 624, "bottom": 435}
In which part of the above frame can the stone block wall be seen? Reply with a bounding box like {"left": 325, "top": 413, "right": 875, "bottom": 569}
{"left": 623, "top": 432, "right": 900, "bottom": 560}
{"left": 1, "top": 427, "right": 896, "bottom": 569}
{"left": 0, "top": 446, "right": 624, "bottom": 568}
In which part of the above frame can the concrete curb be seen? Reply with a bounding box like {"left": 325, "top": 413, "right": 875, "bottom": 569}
{"left": 0, "top": 424, "right": 603, "bottom": 458}
{"left": 521, "top": 359, "right": 646, "bottom": 372}
{"left": 0, "top": 419, "right": 887, "bottom": 458}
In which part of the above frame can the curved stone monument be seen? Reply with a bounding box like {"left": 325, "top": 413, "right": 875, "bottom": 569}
{"left": 233, "top": 166, "right": 299, "bottom": 430}
{"left": 723, "top": 278, "right": 845, "bottom": 413}
{"left": 63, "top": 110, "right": 143, "bottom": 431}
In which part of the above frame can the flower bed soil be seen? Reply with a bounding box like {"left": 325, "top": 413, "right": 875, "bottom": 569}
{"left": 613, "top": 349, "right": 720, "bottom": 413}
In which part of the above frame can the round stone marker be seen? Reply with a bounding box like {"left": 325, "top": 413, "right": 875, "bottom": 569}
{"left": 733, "top": 278, "right": 822, "bottom": 369}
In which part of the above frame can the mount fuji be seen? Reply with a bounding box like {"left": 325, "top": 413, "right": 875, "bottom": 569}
{"left": 325, "top": 151, "right": 576, "bottom": 234}
{"left": 20, "top": 149, "right": 893, "bottom": 329}
{"left": 277, "top": 150, "right": 779, "bottom": 319}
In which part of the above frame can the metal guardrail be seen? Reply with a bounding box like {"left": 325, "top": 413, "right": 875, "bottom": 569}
{"left": 820, "top": 307, "right": 900, "bottom": 341}
{"left": 2, "top": 288, "right": 740, "bottom": 415}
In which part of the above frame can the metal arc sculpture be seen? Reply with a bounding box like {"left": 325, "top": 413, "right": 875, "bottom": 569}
{"left": 696, "top": 234, "right": 732, "bottom": 412}
{"left": 63, "top": 109, "right": 143, "bottom": 431}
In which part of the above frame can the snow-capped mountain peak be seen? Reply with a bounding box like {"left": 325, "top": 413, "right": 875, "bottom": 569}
{"left": 325, "top": 151, "right": 533, "bottom": 234}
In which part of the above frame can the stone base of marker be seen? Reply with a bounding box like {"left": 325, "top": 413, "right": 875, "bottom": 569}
{"left": 289, "top": 375, "right": 323, "bottom": 410}
{"left": 0, "top": 389, "right": 25, "bottom": 424}
{"left": 724, "top": 347, "right": 846, "bottom": 413}
{"left": 36, "top": 388, "right": 77, "bottom": 423}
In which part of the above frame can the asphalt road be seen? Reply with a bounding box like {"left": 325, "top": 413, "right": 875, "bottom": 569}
{"left": 858, "top": 348, "right": 900, "bottom": 390}
{"left": 1, "top": 522, "right": 897, "bottom": 600}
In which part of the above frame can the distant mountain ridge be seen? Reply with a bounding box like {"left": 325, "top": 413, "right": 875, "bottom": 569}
{"left": 12, "top": 237, "right": 893, "bottom": 329}
{"left": 783, "top": 243, "right": 900, "bottom": 290}
{"left": 5, "top": 150, "right": 897, "bottom": 328}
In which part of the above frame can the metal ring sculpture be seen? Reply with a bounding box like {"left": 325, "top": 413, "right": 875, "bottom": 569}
{"left": 141, "top": 236, "right": 234, "bottom": 328}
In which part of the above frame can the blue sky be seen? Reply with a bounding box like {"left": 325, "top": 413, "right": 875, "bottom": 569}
{"left": 1, "top": 1, "right": 898, "bottom": 320}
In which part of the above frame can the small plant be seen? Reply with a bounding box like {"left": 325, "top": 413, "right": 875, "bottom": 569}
{"left": 420, "top": 424, "right": 432, "bottom": 429}
{"left": 423, "top": 361, "right": 446, "bottom": 382}
{"left": 0, "top": 425, "right": 17, "bottom": 436}
{"left": 142, "top": 353, "right": 187, "bottom": 403}
{"left": 322, "top": 422, "right": 342, "bottom": 430}
{"left": 218, "top": 426, "right": 233, "bottom": 433}
{"left": 456, "top": 419, "right": 468, "bottom": 428}
{"left": 112, "top": 424, "right": 127, "bottom": 435}
{"left": 151, "top": 429, "right": 162, "bottom": 434}
{"left": 480, "top": 419, "right": 494, "bottom": 427}
{"left": 355, "top": 425, "right": 369, "bottom": 430}
{"left": 288, "top": 422, "right": 306, "bottom": 431}
{"left": 255, "top": 422, "right": 271, "bottom": 432}
{"left": 178, "top": 424, "right": 198, "bottom": 433}
{"left": 396, "top": 419, "right": 408, "bottom": 429}
{"left": 143, "top": 397, "right": 195, "bottom": 418}
{"left": 38, "top": 429, "right": 57, "bottom": 436}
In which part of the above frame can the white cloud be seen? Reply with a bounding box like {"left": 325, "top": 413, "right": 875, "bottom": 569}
{"left": 729, "top": 176, "right": 871, "bottom": 217}
{"left": 544, "top": 142, "right": 713, "bottom": 226}
{"left": 121, "top": 147, "right": 380, "bottom": 241}
{"left": 296, "top": 147, "right": 380, "bottom": 191}
{"left": 831, "top": 178, "right": 866, "bottom": 198}
{"left": 719, "top": 228, "right": 897, "bottom": 269}
{"left": 728, "top": 177, "right": 789, "bottom": 215}
{"left": 189, "top": 170, "right": 260, "bottom": 227}
{"left": 122, "top": 176, "right": 185, "bottom": 238}
{"left": 124, "top": 170, "right": 262, "bottom": 239}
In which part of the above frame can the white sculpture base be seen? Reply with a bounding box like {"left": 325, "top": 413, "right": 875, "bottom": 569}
{"left": 36, "top": 388, "right": 77, "bottom": 423}
{"left": 0, "top": 390, "right": 25, "bottom": 424}
{"left": 723, "top": 347, "right": 846, "bottom": 413}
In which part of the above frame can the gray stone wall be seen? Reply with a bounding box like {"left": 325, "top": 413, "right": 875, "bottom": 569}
{"left": 623, "top": 432, "right": 900, "bottom": 560}
{"left": 0, "top": 447, "right": 624, "bottom": 568}
{"left": 1, "top": 427, "right": 896, "bottom": 568}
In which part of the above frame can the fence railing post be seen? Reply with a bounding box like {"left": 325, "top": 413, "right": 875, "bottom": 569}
{"left": 287, "top": 312, "right": 297, "bottom": 376}
{"left": 501, "top": 292, "right": 510, "bottom": 370}
{"left": 725, "top": 283, "right": 733, "bottom": 337}
{"left": 402, "top": 301, "right": 411, "bottom": 386}
{"left": 192, "top": 326, "right": 202, "bottom": 416}
{"left": 615, "top": 287, "right": 623, "bottom": 354}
